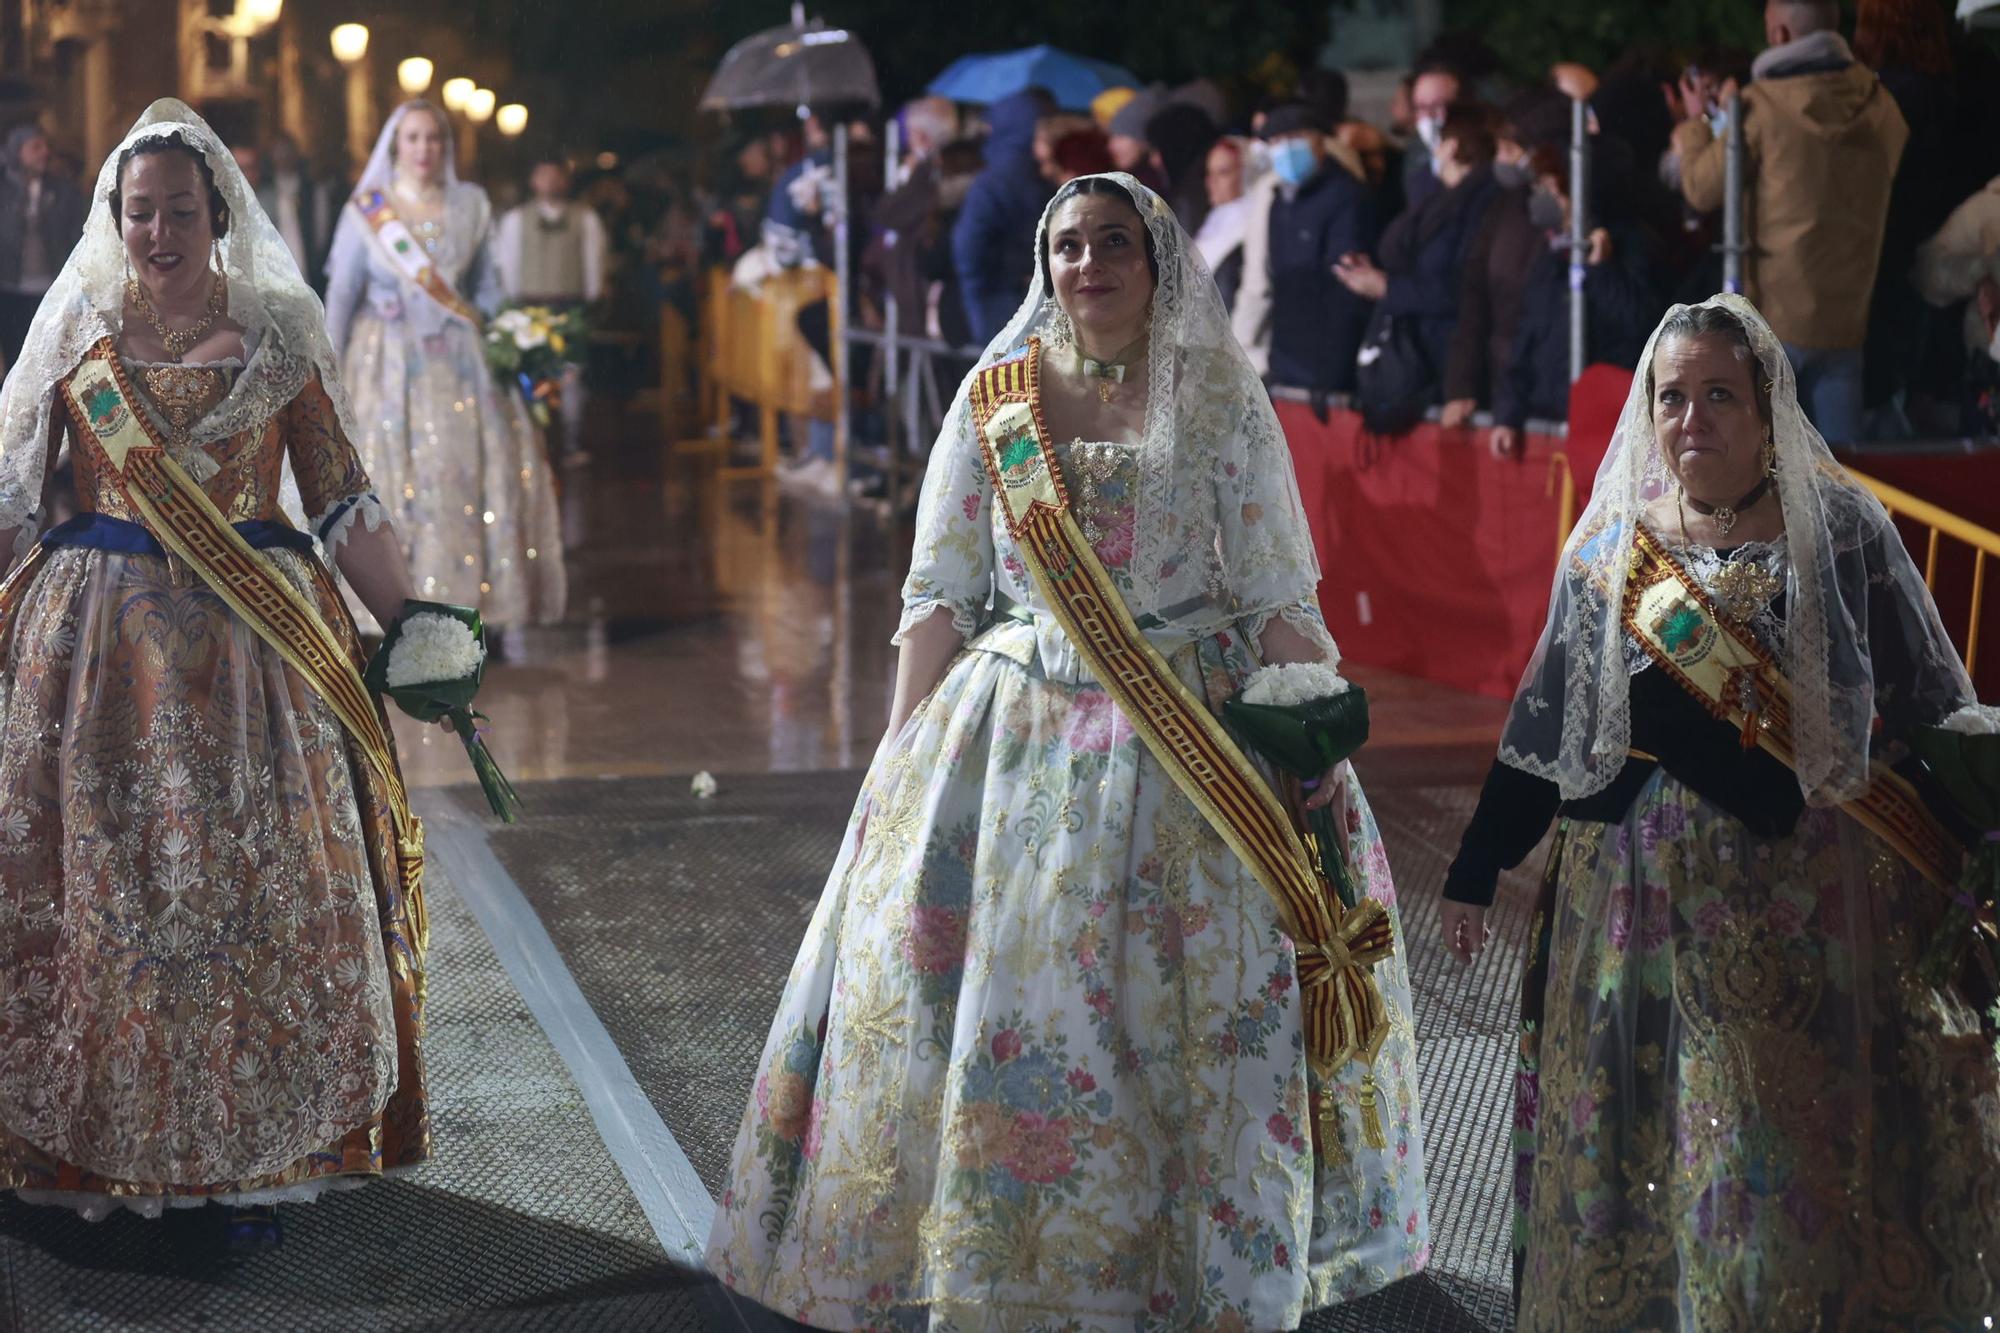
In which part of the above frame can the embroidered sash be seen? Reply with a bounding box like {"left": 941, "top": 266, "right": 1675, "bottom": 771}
{"left": 354, "top": 189, "right": 483, "bottom": 330}
{"left": 968, "top": 339, "right": 1395, "bottom": 1093}
{"left": 54, "top": 345, "right": 430, "bottom": 959}
{"left": 1623, "top": 522, "right": 1961, "bottom": 889}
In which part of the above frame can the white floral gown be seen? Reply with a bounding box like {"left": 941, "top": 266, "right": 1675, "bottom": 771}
{"left": 323, "top": 181, "right": 564, "bottom": 630}
{"left": 708, "top": 435, "right": 1432, "bottom": 1331}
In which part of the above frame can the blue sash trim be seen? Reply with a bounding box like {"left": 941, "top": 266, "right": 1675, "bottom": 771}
{"left": 43, "top": 513, "right": 316, "bottom": 558}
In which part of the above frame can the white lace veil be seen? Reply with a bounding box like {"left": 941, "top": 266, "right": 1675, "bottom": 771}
{"left": 914, "top": 171, "right": 1322, "bottom": 634}
{"left": 1499, "top": 293, "right": 1973, "bottom": 806}
{"left": 353, "top": 99, "right": 461, "bottom": 198}
{"left": 0, "top": 98, "right": 354, "bottom": 551}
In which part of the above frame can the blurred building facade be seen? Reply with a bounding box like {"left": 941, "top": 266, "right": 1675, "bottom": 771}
{"left": 0, "top": 0, "right": 516, "bottom": 180}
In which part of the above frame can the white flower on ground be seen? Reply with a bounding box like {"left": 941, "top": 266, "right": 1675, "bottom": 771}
{"left": 691, "top": 771, "right": 719, "bottom": 799}
{"left": 1240, "top": 661, "right": 1350, "bottom": 707}
{"left": 1941, "top": 703, "right": 2000, "bottom": 735}
{"left": 386, "top": 613, "right": 485, "bottom": 687}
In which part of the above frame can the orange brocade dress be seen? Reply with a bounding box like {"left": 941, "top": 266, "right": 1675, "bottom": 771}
{"left": 0, "top": 342, "right": 428, "bottom": 1216}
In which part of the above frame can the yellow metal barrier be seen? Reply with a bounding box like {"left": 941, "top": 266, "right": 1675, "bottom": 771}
{"left": 1546, "top": 452, "right": 1577, "bottom": 561}
{"left": 676, "top": 266, "right": 838, "bottom": 479}
{"left": 1850, "top": 469, "right": 1996, "bottom": 677}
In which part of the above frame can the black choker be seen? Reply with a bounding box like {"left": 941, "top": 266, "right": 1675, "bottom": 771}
{"left": 1684, "top": 475, "right": 1772, "bottom": 536}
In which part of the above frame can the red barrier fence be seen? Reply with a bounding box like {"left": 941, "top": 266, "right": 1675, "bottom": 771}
{"left": 1279, "top": 376, "right": 2000, "bottom": 701}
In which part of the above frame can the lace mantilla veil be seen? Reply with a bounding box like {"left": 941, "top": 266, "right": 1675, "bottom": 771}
{"left": 0, "top": 99, "right": 354, "bottom": 557}
{"left": 901, "top": 171, "right": 1326, "bottom": 647}
{"left": 1499, "top": 292, "right": 1973, "bottom": 806}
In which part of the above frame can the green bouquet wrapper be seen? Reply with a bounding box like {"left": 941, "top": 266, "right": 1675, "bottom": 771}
{"left": 1909, "top": 719, "right": 2000, "bottom": 992}
{"left": 1223, "top": 685, "right": 1371, "bottom": 908}
{"left": 364, "top": 600, "right": 522, "bottom": 823}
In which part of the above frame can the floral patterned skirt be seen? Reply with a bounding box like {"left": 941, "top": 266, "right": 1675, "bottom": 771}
{"left": 0, "top": 547, "right": 429, "bottom": 1216}
{"left": 342, "top": 312, "right": 565, "bottom": 630}
{"left": 707, "top": 623, "right": 1430, "bottom": 1331}
{"left": 1515, "top": 771, "right": 2000, "bottom": 1329}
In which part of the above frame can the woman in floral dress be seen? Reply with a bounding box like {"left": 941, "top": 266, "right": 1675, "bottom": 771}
{"left": 708, "top": 173, "right": 1430, "bottom": 1330}
{"left": 0, "top": 101, "right": 429, "bottom": 1242}
{"left": 1443, "top": 295, "right": 2000, "bottom": 1328}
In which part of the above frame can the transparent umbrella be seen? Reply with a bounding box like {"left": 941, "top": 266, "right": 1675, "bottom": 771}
{"left": 699, "top": 6, "right": 880, "bottom": 113}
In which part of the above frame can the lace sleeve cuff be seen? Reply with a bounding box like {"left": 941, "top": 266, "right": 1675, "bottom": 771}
{"left": 313, "top": 491, "right": 387, "bottom": 559}
{"left": 892, "top": 595, "right": 983, "bottom": 647}
{"left": 1244, "top": 602, "right": 1342, "bottom": 667}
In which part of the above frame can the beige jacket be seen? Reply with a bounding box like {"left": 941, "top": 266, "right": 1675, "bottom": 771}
{"left": 1912, "top": 174, "right": 2000, "bottom": 355}
{"left": 1674, "top": 56, "right": 1907, "bottom": 350}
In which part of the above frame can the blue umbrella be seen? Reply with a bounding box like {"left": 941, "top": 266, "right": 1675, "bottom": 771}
{"left": 927, "top": 45, "right": 1138, "bottom": 112}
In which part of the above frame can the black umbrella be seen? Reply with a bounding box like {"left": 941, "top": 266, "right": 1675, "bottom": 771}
{"left": 698, "top": 10, "right": 881, "bottom": 114}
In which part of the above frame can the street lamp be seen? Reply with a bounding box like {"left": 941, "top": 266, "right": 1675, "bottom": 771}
{"left": 465, "top": 88, "right": 496, "bottom": 123}
{"left": 331, "top": 25, "right": 373, "bottom": 174}
{"left": 496, "top": 104, "right": 528, "bottom": 138}
{"left": 441, "top": 77, "right": 475, "bottom": 113}
{"left": 397, "top": 57, "right": 435, "bottom": 97}
{"left": 243, "top": 0, "right": 283, "bottom": 25}
{"left": 329, "top": 22, "right": 368, "bottom": 64}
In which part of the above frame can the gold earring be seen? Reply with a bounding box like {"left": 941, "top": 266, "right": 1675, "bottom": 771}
{"left": 1044, "top": 307, "right": 1073, "bottom": 351}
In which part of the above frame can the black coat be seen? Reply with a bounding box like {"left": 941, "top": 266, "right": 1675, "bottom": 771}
{"left": 1265, "top": 163, "right": 1378, "bottom": 394}
{"left": 1495, "top": 222, "right": 1658, "bottom": 429}
{"left": 1375, "top": 166, "right": 1500, "bottom": 395}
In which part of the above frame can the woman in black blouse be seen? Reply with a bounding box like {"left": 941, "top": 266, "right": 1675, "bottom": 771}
{"left": 1443, "top": 295, "right": 1999, "bottom": 1329}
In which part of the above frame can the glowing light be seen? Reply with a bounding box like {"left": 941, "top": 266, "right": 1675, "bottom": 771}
{"left": 397, "top": 57, "right": 435, "bottom": 96}
{"left": 329, "top": 23, "right": 369, "bottom": 64}
{"left": 441, "top": 77, "right": 475, "bottom": 112}
{"left": 495, "top": 104, "right": 529, "bottom": 138}
{"left": 243, "top": 0, "right": 283, "bottom": 27}
{"left": 465, "top": 88, "right": 496, "bottom": 122}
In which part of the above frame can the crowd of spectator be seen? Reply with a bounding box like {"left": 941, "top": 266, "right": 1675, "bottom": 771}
{"left": 697, "top": 0, "right": 2000, "bottom": 477}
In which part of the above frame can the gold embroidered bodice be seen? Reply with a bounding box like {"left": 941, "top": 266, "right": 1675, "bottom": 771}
{"left": 66, "top": 343, "right": 371, "bottom": 526}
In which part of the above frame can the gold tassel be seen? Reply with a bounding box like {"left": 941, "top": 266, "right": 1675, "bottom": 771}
{"left": 1358, "top": 1069, "right": 1388, "bottom": 1150}
{"left": 1315, "top": 1085, "right": 1347, "bottom": 1166}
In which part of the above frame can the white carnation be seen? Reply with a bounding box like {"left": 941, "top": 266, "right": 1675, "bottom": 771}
{"left": 516, "top": 327, "right": 548, "bottom": 350}
{"left": 1941, "top": 703, "right": 2000, "bottom": 735}
{"left": 691, "top": 771, "right": 719, "bottom": 799}
{"left": 1240, "top": 661, "right": 1350, "bottom": 707}
{"left": 385, "top": 613, "right": 485, "bottom": 687}
{"left": 494, "top": 310, "right": 531, "bottom": 335}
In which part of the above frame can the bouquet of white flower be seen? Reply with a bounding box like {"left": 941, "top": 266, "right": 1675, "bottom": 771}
{"left": 365, "top": 601, "right": 520, "bottom": 822}
{"left": 1224, "top": 661, "right": 1370, "bottom": 908}
{"left": 484, "top": 304, "right": 586, "bottom": 427}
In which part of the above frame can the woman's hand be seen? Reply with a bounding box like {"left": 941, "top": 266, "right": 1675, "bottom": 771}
{"left": 1441, "top": 900, "right": 1491, "bottom": 964}
{"left": 1301, "top": 760, "right": 1348, "bottom": 812}
{"left": 1489, "top": 424, "right": 1523, "bottom": 461}
{"left": 1440, "top": 397, "right": 1477, "bottom": 430}
{"left": 1332, "top": 253, "right": 1388, "bottom": 301}
{"left": 1586, "top": 227, "right": 1613, "bottom": 266}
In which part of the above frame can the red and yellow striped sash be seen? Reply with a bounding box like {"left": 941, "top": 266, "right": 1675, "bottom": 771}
{"left": 57, "top": 343, "right": 428, "bottom": 957}
{"left": 969, "top": 338, "right": 1393, "bottom": 1081}
{"left": 1624, "top": 523, "right": 1960, "bottom": 889}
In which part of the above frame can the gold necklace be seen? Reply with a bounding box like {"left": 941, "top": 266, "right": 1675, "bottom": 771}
{"left": 127, "top": 272, "right": 224, "bottom": 364}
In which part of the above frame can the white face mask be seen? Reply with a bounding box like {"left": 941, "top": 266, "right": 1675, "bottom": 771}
{"left": 1243, "top": 138, "right": 1272, "bottom": 177}
{"left": 1415, "top": 115, "right": 1444, "bottom": 154}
